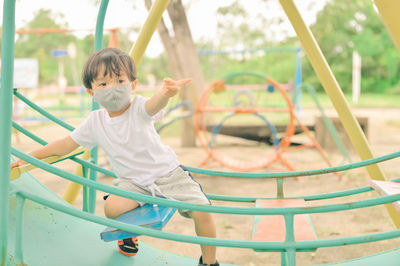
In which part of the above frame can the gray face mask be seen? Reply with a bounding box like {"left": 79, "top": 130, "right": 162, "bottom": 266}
{"left": 93, "top": 83, "right": 132, "bottom": 111}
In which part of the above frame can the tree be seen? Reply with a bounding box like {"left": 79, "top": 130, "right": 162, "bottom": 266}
{"left": 215, "top": 0, "right": 277, "bottom": 50}
{"left": 144, "top": 0, "right": 205, "bottom": 147}
{"left": 306, "top": 0, "right": 400, "bottom": 93}
{"left": 14, "top": 9, "right": 79, "bottom": 86}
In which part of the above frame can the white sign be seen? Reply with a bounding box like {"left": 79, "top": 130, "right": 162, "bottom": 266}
{"left": 13, "top": 58, "right": 39, "bottom": 89}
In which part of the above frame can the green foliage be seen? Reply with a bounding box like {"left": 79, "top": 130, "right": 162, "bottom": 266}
{"left": 197, "top": 0, "right": 300, "bottom": 84}
{"left": 13, "top": 9, "right": 79, "bottom": 86}
{"left": 199, "top": 49, "right": 299, "bottom": 84}
{"left": 215, "top": 0, "right": 271, "bottom": 50}
{"left": 138, "top": 55, "right": 170, "bottom": 84}
{"left": 306, "top": 0, "right": 400, "bottom": 93}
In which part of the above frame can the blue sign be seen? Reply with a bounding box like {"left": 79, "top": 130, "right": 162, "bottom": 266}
{"left": 52, "top": 50, "right": 68, "bottom": 57}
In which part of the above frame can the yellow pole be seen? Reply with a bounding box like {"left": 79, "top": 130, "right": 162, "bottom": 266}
{"left": 63, "top": 150, "right": 90, "bottom": 204}
{"left": 374, "top": 0, "right": 400, "bottom": 53}
{"left": 129, "top": 0, "right": 170, "bottom": 67}
{"left": 279, "top": 0, "right": 400, "bottom": 228}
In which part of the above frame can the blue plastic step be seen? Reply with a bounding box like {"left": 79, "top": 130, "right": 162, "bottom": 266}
{"left": 101, "top": 204, "right": 176, "bottom": 242}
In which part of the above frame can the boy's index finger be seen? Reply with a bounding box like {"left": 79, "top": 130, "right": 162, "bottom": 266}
{"left": 163, "top": 77, "right": 192, "bottom": 87}
{"left": 163, "top": 77, "right": 173, "bottom": 84}
{"left": 176, "top": 78, "right": 192, "bottom": 86}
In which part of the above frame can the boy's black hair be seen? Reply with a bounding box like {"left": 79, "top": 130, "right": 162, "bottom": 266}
{"left": 82, "top": 47, "right": 136, "bottom": 89}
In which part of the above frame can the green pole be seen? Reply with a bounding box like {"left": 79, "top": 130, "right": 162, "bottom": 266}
{"left": 0, "top": 0, "right": 16, "bottom": 264}
{"left": 94, "top": 0, "right": 109, "bottom": 52}
{"left": 87, "top": 0, "right": 109, "bottom": 213}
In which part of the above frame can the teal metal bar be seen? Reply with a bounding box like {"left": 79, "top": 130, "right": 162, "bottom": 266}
{"left": 10, "top": 147, "right": 400, "bottom": 216}
{"left": 277, "top": 178, "right": 284, "bottom": 198}
{"left": 16, "top": 189, "right": 400, "bottom": 251}
{"left": 0, "top": 0, "right": 16, "bottom": 264}
{"left": 281, "top": 252, "right": 287, "bottom": 266}
{"left": 284, "top": 215, "right": 296, "bottom": 265}
{"left": 207, "top": 186, "right": 373, "bottom": 203}
{"left": 294, "top": 49, "right": 302, "bottom": 87}
{"left": 15, "top": 194, "right": 25, "bottom": 265}
{"left": 186, "top": 150, "right": 400, "bottom": 178}
{"left": 94, "top": 0, "right": 109, "bottom": 52}
{"left": 13, "top": 90, "right": 75, "bottom": 131}
{"left": 82, "top": 164, "right": 90, "bottom": 212}
{"left": 12, "top": 122, "right": 47, "bottom": 145}
{"left": 197, "top": 47, "right": 301, "bottom": 56}
{"left": 284, "top": 214, "right": 295, "bottom": 242}
{"left": 87, "top": 0, "right": 110, "bottom": 214}
{"left": 297, "top": 84, "right": 350, "bottom": 162}
{"left": 292, "top": 49, "right": 302, "bottom": 118}
{"left": 300, "top": 186, "right": 373, "bottom": 201}
{"left": 286, "top": 248, "right": 296, "bottom": 266}
{"left": 223, "top": 71, "right": 267, "bottom": 82}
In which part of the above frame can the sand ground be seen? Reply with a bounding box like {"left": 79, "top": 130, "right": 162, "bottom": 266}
{"left": 11, "top": 106, "right": 400, "bottom": 266}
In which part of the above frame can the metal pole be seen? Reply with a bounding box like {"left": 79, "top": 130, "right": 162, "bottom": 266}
{"left": 374, "top": 0, "right": 400, "bottom": 53}
{"left": 279, "top": 0, "right": 384, "bottom": 178}
{"left": 279, "top": 0, "right": 400, "bottom": 228}
{"left": 294, "top": 48, "right": 302, "bottom": 118}
{"left": 89, "top": 0, "right": 110, "bottom": 213}
{"left": 62, "top": 150, "right": 90, "bottom": 204}
{"left": 14, "top": 195, "right": 26, "bottom": 264}
{"left": 63, "top": 0, "right": 110, "bottom": 212}
{"left": 0, "top": 0, "right": 16, "bottom": 264}
{"left": 129, "top": 0, "right": 170, "bottom": 66}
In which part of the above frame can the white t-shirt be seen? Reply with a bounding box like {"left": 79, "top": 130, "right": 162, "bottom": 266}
{"left": 70, "top": 95, "right": 180, "bottom": 186}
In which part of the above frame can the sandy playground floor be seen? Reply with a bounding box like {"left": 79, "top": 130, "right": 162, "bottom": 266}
{"left": 11, "top": 106, "right": 400, "bottom": 266}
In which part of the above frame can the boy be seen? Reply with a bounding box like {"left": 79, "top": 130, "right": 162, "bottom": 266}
{"left": 11, "top": 48, "right": 218, "bottom": 266}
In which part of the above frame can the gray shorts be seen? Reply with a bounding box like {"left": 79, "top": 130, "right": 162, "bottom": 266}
{"left": 111, "top": 165, "right": 211, "bottom": 218}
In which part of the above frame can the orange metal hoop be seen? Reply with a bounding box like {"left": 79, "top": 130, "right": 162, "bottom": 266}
{"left": 195, "top": 75, "right": 337, "bottom": 174}
{"left": 195, "top": 76, "right": 297, "bottom": 171}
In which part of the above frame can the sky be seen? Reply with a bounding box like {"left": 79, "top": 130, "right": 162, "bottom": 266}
{"left": 1, "top": 0, "right": 327, "bottom": 57}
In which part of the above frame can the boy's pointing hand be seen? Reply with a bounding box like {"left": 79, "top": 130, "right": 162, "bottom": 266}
{"left": 162, "top": 77, "right": 192, "bottom": 97}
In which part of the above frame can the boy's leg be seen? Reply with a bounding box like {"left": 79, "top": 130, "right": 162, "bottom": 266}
{"left": 104, "top": 178, "right": 153, "bottom": 257}
{"left": 191, "top": 211, "right": 217, "bottom": 265}
{"left": 154, "top": 166, "right": 217, "bottom": 264}
{"left": 104, "top": 195, "right": 141, "bottom": 257}
{"left": 104, "top": 194, "right": 140, "bottom": 219}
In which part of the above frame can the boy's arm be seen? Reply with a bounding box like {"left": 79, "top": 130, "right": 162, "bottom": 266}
{"left": 11, "top": 136, "right": 79, "bottom": 168}
{"left": 145, "top": 77, "right": 192, "bottom": 116}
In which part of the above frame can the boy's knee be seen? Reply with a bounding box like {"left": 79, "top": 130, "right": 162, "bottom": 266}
{"left": 104, "top": 204, "right": 122, "bottom": 219}
{"left": 104, "top": 195, "right": 139, "bottom": 219}
{"left": 104, "top": 209, "right": 119, "bottom": 219}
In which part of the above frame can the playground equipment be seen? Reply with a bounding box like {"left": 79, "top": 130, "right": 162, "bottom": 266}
{"left": 7, "top": 89, "right": 400, "bottom": 265}
{"left": 155, "top": 100, "right": 194, "bottom": 133}
{"left": 198, "top": 47, "right": 350, "bottom": 164}
{"left": 198, "top": 46, "right": 303, "bottom": 115}
{"left": 7, "top": 128, "right": 400, "bottom": 265}
{"left": 3, "top": 0, "right": 400, "bottom": 266}
{"left": 195, "top": 71, "right": 336, "bottom": 172}
{"left": 293, "top": 83, "right": 351, "bottom": 164}
{"left": 101, "top": 204, "right": 176, "bottom": 241}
